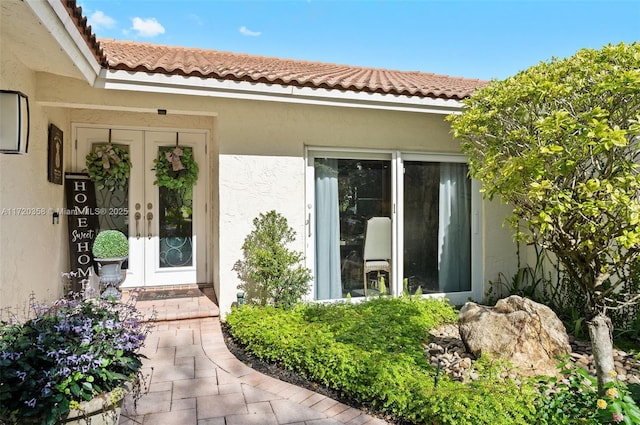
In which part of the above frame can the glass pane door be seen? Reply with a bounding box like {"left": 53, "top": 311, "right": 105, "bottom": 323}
{"left": 93, "top": 144, "right": 130, "bottom": 269}
{"left": 403, "top": 161, "right": 471, "bottom": 295}
{"left": 157, "top": 147, "right": 194, "bottom": 268}
{"left": 314, "top": 157, "right": 391, "bottom": 299}
{"left": 144, "top": 131, "right": 205, "bottom": 286}
{"left": 158, "top": 185, "right": 193, "bottom": 267}
{"left": 76, "top": 128, "right": 145, "bottom": 286}
{"left": 77, "top": 127, "right": 207, "bottom": 287}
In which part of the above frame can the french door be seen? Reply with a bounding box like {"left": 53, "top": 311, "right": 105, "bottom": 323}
{"left": 75, "top": 127, "right": 207, "bottom": 287}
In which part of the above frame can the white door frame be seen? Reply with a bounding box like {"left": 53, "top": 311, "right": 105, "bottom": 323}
{"left": 396, "top": 152, "right": 483, "bottom": 305}
{"left": 72, "top": 124, "right": 210, "bottom": 287}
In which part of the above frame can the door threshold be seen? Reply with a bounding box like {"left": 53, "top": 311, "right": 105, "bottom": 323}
{"left": 137, "top": 283, "right": 200, "bottom": 291}
{"left": 122, "top": 285, "right": 219, "bottom": 321}
{"left": 124, "top": 283, "right": 214, "bottom": 301}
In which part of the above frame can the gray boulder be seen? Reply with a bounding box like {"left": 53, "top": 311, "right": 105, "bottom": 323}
{"left": 458, "top": 295, "right": 571, "bottom": 376}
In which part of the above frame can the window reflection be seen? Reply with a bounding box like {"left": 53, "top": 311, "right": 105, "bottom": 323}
{"left": 315, "top": 158, "right": 391, "bottom": 299}
{"left": 158, "top": 147, "right": 193, "bottom": 268}
{"left": 403, "top": 161, "right": 471, "bottom": 294}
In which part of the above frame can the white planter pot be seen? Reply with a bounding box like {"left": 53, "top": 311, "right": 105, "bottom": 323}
{"left": 58, "top": 386, "right": 127, "bottom": 425}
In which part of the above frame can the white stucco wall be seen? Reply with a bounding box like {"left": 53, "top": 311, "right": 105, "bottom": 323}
{"left": 481, "top": 200, "right": 521, "bottom": 300}
{"left": 0, "top": 46, "right": 71, "bottom": 312}
{"left": 211, "top": 99, "right": 516, "bottom": 315}
{"left": 0, "top": 67, "right": 521, "bottom": 318}
{"left": 218, "top": 154, "right": 305, "bottom": 312}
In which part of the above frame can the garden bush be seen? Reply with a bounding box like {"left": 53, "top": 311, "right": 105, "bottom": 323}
{"left": 225, "top": 297, "right": 539, "bottom": 424}
{"left": 485, "top": 246, "right": 640, "bottom": 350}
{"left": 535, "top": 361, "right": 640, "bottom": 424}
{"left": 233, "top": 210, "right": 311, "bottom": 309}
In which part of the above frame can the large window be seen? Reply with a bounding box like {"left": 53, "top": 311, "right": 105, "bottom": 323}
{"left": 314, "top": 158, "right": 391, "bottom": 299}
{"left": 403, "top": 161, "right": 471, "bottom": 295}
{"left": 308, "top": 150, "right": 480, "bottom": 303}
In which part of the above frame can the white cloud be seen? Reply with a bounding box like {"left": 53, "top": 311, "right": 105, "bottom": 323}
{"left": 239, "top": 26, "right": 261, "bottom": 37}
{"left": 131, "top": 17, "right": 165, "bottom": 37}
{"left": 88, "top": 10, "right": 116, "bottom": 30}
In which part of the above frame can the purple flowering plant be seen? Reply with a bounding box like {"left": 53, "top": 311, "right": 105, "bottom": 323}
{"left": 0, "top": 293, "right": 150, "bottom": 424}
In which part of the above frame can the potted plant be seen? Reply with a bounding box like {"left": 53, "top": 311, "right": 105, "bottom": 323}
{"left": 92, "top": 230, "right": 129, "bottom": 299}
{"left": 0, "top": 294, "right": 149, "bottom": 424}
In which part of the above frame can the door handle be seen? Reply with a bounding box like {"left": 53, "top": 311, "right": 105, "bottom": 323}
{"left": 147, "top": 212, "right": 153, "bottom": 239}
{"left": 135, "top": 212, "right": 141, "bottom": 239}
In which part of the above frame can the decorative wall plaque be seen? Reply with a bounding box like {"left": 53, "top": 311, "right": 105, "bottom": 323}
{"left": 48, "top": 124, "right": 63, "bottom": 185}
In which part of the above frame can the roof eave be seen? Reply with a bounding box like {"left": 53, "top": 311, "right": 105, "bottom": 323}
{"left": 26, "top": 0, "right": 102, "bottom": 85}
{"left": 95, "top": 69, "right": 463, "bottom": 115}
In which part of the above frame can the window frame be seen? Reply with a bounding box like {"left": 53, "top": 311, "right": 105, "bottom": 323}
{"left": 396, "top": 152, "right": 483, "bottom": 304}
{"left": 305, "top": 148, "right": 483, "bottom": 304}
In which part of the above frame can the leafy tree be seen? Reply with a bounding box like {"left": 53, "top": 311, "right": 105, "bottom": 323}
{"left": 449, "top": 42, "right": 640, "bottom": 392}
{"left": 233, "top": 210, "right": 311, "bottom": 309}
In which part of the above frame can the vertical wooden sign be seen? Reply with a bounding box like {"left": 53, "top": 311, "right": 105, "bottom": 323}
{"left": 65, "top": 173, "right": 100, "bottom": 292}
{"left": 47, "top": 124, "right": 63, "bottom": 185}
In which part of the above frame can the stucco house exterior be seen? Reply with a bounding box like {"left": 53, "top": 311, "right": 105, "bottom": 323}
{"left": 0, "top": 0, "right": 519, "bottom": 317}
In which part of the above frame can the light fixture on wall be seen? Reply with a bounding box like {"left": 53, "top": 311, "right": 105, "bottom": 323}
{"left": 0, "top": 90, "right": 30, "bottom": 154}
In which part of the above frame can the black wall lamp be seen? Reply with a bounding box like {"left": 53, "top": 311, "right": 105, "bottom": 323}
{"left": 0, "top": 90, "right": 30, "bottom": 154}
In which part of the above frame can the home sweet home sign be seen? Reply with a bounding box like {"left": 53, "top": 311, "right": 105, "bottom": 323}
{"left": 64, "top": 173, "right": 100, "bottom": 291}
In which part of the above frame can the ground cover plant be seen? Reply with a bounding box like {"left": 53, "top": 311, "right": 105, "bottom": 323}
{"left": 226, "top": 297, "right": 543, "bottom": 424}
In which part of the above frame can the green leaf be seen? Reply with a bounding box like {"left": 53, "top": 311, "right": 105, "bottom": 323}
{"left": 69, "top": 382, "right": 80, "bottom": 397}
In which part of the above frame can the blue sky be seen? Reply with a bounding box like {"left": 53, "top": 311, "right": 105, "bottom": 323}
{"left": 79, "top": 0, "right": 639, "bottom": 81}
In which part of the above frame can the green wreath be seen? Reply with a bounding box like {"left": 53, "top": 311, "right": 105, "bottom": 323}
{"left": 86, "top": 144, "right": 132, "bottom": 192}
{"left": 153, "top": 146, "right": 199, "bottom": 192}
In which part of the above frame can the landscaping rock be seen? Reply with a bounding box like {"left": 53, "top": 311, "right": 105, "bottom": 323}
{"left": 427, "top": 323, "right": 477, "bottom": 382}
{"left": 458, "top": 295, "right": 571, "bottom": 376}
{"left": 427, "top": 321, "right": 639, "bottom": 384}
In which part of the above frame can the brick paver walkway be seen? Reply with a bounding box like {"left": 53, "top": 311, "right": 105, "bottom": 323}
{"left": 118, "top": 288, "right": 389, "bottom": 425}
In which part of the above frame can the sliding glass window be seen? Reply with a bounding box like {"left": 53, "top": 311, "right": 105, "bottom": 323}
{"left": 402, "top": 161, "right": 471, "bottom": 295}
{"left": 308, "top": 150, "right": 478, "bottom": 303}
{"left": 314, "top": 157, "right": 391, "bottom": 299}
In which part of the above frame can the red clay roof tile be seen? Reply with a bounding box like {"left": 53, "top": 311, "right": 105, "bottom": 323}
{"left": 100, "top": 39, "right": 486, "bottom": 100}
{"left": 63, "top": 0, "right": 106, "bottom": 65}
{"left": 63, "top": 0, "right": 486, "bottom": 101}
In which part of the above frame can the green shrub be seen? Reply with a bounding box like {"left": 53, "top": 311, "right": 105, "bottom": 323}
{"left": 226, "top": 297, "right": 538, "bottom": 424}
{"left": 92, "top": 230, "right": 129, "bottom": 259}
{"left": 534, "top": 362, "right": 600, "bottom": 424}
{"left": 486, "top": 245, "right": 640, "bottom": 347}
{"left": 418, "top": 378, "right": 537, "bottom": 425}
{"left": 534, "top": 360, "right": 640, "bottom": 425}
{"left": 233, "top": 210, "right": 311, "bottom": 309}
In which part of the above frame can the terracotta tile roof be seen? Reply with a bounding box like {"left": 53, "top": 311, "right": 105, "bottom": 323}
{"left": 63, "top": 0, "right": 486, "bottom": 101}
{"left": 63, "top": 0, "right": 106, "bottom": 65}
{"left": 99, "top": 39, "right": 485, "bottom": 100}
